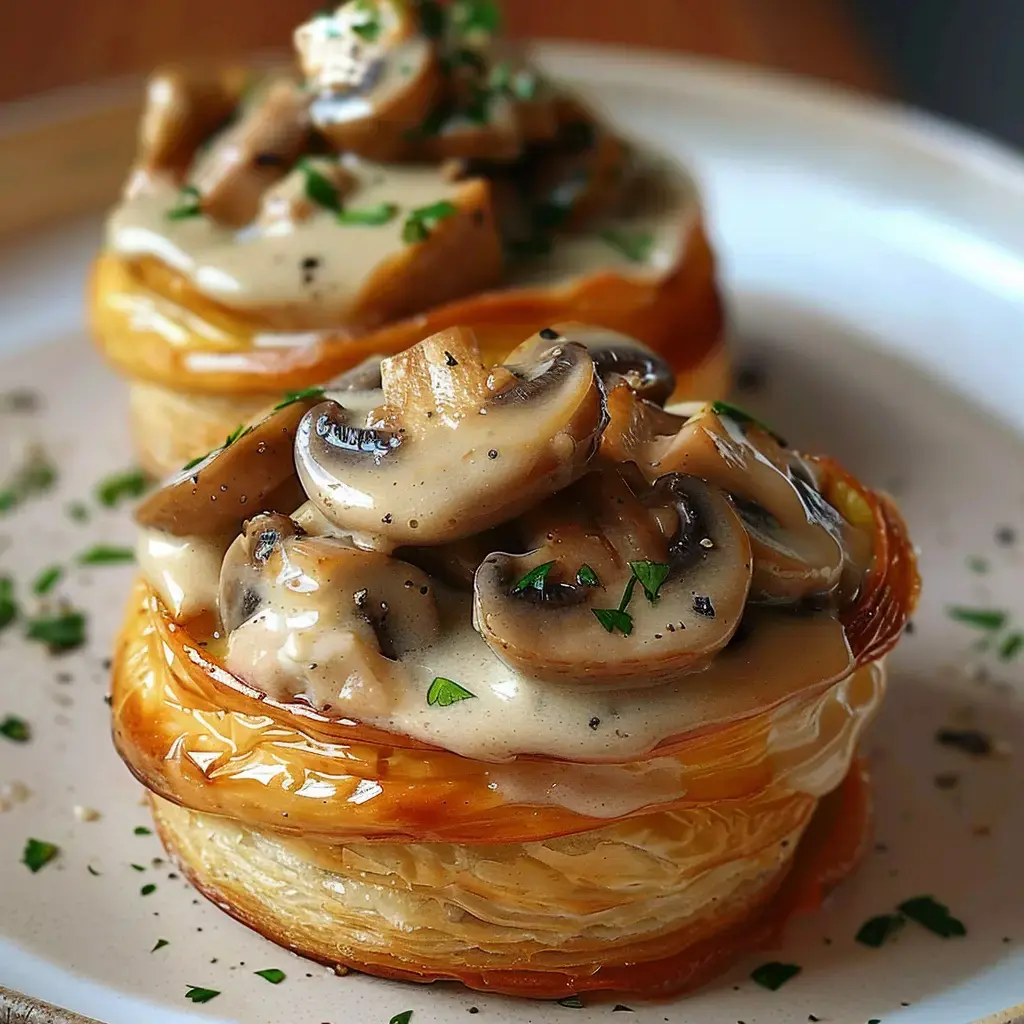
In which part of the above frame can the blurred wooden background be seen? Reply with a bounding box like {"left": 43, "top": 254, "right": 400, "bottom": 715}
{"left": 2, "top": 0, "right": 884, "bottom": 101}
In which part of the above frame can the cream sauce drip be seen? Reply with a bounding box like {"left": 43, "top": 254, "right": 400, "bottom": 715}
{"left": 136, "top": 529, "right": 226, "bottom": 620}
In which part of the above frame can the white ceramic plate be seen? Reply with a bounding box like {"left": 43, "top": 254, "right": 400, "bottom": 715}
{"left": 1, "top": 43, "right": 1023, "bottom": 1024}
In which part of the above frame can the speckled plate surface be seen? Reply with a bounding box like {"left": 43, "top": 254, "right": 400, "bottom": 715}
{"left": 2, "top": 44, "right": 1024, "bottom": 1024}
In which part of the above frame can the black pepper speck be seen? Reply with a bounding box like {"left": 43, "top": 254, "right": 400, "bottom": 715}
{"left": 588, "top": 717, "right": 600, "bottom": 730}
{"left": 693, "top": 595, "right": 715, "bottom": 618}
{"left": 444, "top": 351, "right": 459, "bottom": 366}
{"left": 488, "top": 449, "right": 498, "bottom": 459}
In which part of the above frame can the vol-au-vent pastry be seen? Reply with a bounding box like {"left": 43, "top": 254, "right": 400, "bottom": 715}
{"left": 89, "top": 0, "right": 727, "bottom": 476}
{"left": 111, "top": 323, "right": 919, "bottom": 998}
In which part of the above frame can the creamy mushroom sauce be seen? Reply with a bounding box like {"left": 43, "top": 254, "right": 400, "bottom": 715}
{"left": 106, "top": 156, "right": 695, "bottom": 320}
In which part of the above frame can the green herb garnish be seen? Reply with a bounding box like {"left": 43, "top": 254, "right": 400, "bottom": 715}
{"left": 23, "top": 838, "right": 59, "bottom": 873}
{"left": 25, "top": 610, "right": 86, "bottom": 653}
{"left": 351, "top": 0, "right": 381, "bottom": 41}
{"left": 402, "top": 200, "right": 457, "bottom": 244}
{"left": 184, "top": 986, "right": 220, "bottom": 1004}
{"left": 151, "top": 938, "right": 169, "bottom": 952}
{"left": 95, "top": 468, "right": 149, "bottom": 507}
{"left": 1, "top": 715, "right": 30, "bottom": 742}
{"left": 967, "top": 556, "right": 989, "bottom": 574}
{"left": 856, "top": 913, "right": 905, "bottom": 948}
{"left": 555, "top": 996, "right": 584, "bottom": 1008}
{"left": 337, "top": 202, "right": 399, "bottom": 226}
{"left": 33, "top": 565, "right": 63, "bottom": 595}
{"left": 750, "top": 961, "right": 801, "bottom": 991}
{"left": 67, "top": 501, "right": 90, "bottom": 523}
{"left": 87, "top": 865, "right": 101, "bottom": 876}
{"left": 134, "top": 826, "right": 153, "bottom": 835}
{"left": 426, "top": 676, "right": 476, "bottom": 707}
{"left": 600, "top": 228, "right": 653, "bottom": 264}
{"left": 300, "top": 160, "right": 342, "bottom": 213}
{"left": 79, "top": 545, "right": 135, "bottom": 566}
{"left": 1000, "top": 631, "right": 1024, "bottom": 661}
{"left": 224, "top": 423, "right": 249, "bottom": 448}
{"left": 710, "top": 400, "right": 787, "bottom": 446}
{"left": 141, "top": 883, "right": 157, "bottom": 896}
{"left": 0, "top": 448, "right": 56, "bottom": 515}
{"left": 511, "top": 560, "right": 555, "bottom": 594}
{"left": 131, "top": 863, "right": 146, "bottom": 872}
{"left": 592, "top": 608, "right": 633, "bottom": 636}
{"left": 167, "top": 185, "right": 203, "bottom": 221}
{"left": 576, "top": 564, "right": 599, "bottom": 587}
{"left": 181, "top": 453, "right": 208, "bottom": 472}
{"left": 898, "top": 895, "right": 966, "bottom": 938}
{"left": 450, "top": 0, "right": 501, "bottom": 35}
{"left": 947, "top": 607, "right": 1007, "bottom": 631}
{"left": 390, "top": 1013, "right": 414, "bottom": 1024}
{"left": 629, "top": 561, "right": 670, "bottom": 603}
{"left": 0, "top": 577, "right": 16, "bottom": 630}
{"left": 255, "top": 968, "right": 286, "bottom": 984}
{"left": 274, "top": 387, "right": 327, "bottom": 410}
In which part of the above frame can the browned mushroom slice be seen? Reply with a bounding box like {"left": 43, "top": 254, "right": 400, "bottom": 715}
{"left": 135, "top": 395, "right": 322, "bottom": 537}
{"left": 604, "top": 394, "right": 846, "bottom": 603}
{"left": 132, "top": 65, "right": 248, "bottom": 185}
{"left": 473, "top": 469, "right": 752, "bottom": 684}
{"left": 189, "top": 78, "right": 310, "bottom": 227}
{"left": 296, "top": 1, "right": 442, "bottom": 161}
{"left": 220, "top": 515, "right": 439, "bottom": 714}
{"left": 507, "top": 323, "right": 676, "bottom": 405}
{"left": 294, "top": 326, "right": 606, "bottom": 547}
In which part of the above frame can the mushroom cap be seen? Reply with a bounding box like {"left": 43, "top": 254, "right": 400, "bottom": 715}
{"left": 473, "top": 469, "right": 753, "bottom": 684}
{"left": 134, "top": 394, "right": 321, "bottom": 536}
{"left": 508, "top": 323, "right": 676, "bottom": 406}
{"left": 294, "top": 326, "right": 607, "bottom": 547}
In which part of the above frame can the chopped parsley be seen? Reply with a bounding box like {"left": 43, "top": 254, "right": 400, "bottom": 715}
{"left": 151, "top": 938, "right": 169, "bottom": 952}
{"left": 576, "top": 564, "right": 599, "bottom": 587}
{"left": 402, "top": 200, "right": 458, "bottom": 244}
{"left": 967, "top": 555, "right": 989, "bottom": 574}
{"left": 300, "top": 161, "right": 342, "bottom": 213}
{"left": 898, "top": 895, "right": 966, "bottom": 938}
{"left": 350, "top": 0, "right": 381, "bottom": 41}
{"left": 0, "top": 447, "right": 56, "bottom": 515}
{"left": 134, "top": 826, "right": 153, "bottom": 835}
{"left": 0, "top": 576, "right": 16, "bottom": 630}
{"left": 600, "top": 228, "right": 653, "bottom": 264}
{"left": 67, "top": 501, "right": 90, "bottom": 523}
{"left": 450, "top": 0, "right": 501, "bottom": 35}
{"left": 947, "top": 606, "right": 1006, "bottom": 631}
{"left": 25, "top": 610, "right": 86, "bottom": 653}
{"left": 555, "top": 996, "right": 584, "bottom": 1008}
{"left": 224, "top": 423, "right": 249, "bottom": 448}
{"left": 511, "top": 560, "right": 555, "bottom": 594}
{"left": 338, "top": 202, "right": 399, "bottom": 226}
{"left": 1000, "top": 631, "right": 1024, "bottom": 661}
{"left": 274, "top": 387, "right": 326, "bottom": 410}
{"left": 936, "top": 728, "right": 992, "bottom": 756}
{"left": 856, "top": 913, "right": 905, "bottom": 948}
{"left": 141, "top": 883, "right": 157, "bottom": 896}
{"left": 255, "top": 968, "right": 286, "bottom": 984}
{"left": 33, "top": 565, "right": 63, "bottom": 595}
{"left": 23, "top": 838, "right": 59, "bottom": 872}
{"left": 184, "top": 985, "right": 220, "bottom": 1004}
{"left": 629, "top": 560, "right": 670, "bottom": 603}
{"left": 131, "top": 863, "right": 146, "bottom": 872}
{"left": 87, "top": 865, "right": 101, "bottom": 876}
{"left": 95, "top": 468, "right": 149, "bottom": 507}
{"left": 426, "top": 676, "right": 476, "bottom": 707}
{"left": 710, "top": 400, "right": 787, "bottom": 446}
{"left": 1, "top": 715, "right": 31, "bottom": 742}
{"left": 166, "top": 184, "right": 203, "bottom": 221}
{"left": 750, "top": 961, "right": 801, "bottom": 991}
{"left": 592, "top": 608, "right": 633, "bottom": 636}
{"left": 78, "top": 545, "right": 135, "bottom": 566}
{"left": 390, "top": 1013, "right": 414, "bottom": 1024}
{"left": 181, "top": 452, "right": 208, "bottom": 472}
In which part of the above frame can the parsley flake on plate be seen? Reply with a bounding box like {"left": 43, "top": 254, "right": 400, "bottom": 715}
{"left": 151, "top": 938, "right": 169, "bottom": 953}
{"left": 33, "top": 565, "right": 63, "bottom": 595}
{"left": 750, "top": 961, "right": 801, "bottom": 991}
{"left": 134, "top": 826, "right": 153, "bottom": 836}
{"left": 141, "top": 883, "right": 157, "bottom": 896}
{"left": 426, "top": 677, "right": 476, "bottom": 707}
{"left": 95, "top": 468, "right": 149, "bottom": 508}
{"left": 390, "top": 1012, "right": 414, "bottom": 1024}
{"left": 1, "top": 715, "right": 31, "bottom": 743}
{"left": 23, "top": 838, "right": 59, "bottom": 873}
{"left": 898, "top": 895, "right": 966, "bottom": 938}
{"left": 999, "top": 631, "right": 1024, "bottom": 661}
{"left": 184, "top": 985, "right": 220, "bottom": 1004}
{"left": 67, "top": 501, "right": 90, "bottom": 524}
{"left": 511, "top": 560, "right": 555, "bottom": 594}
{"left": 25, "top": 610, "right": 86, "bottom": 653}
{"left": 555, "top": 996, "right": 584, "bottom": 1008}
{"left": 255, "top": 968, "right": 286, "bottom": 984}
{"left": 0, "top": 576, "right": 15, "bottom": 630}
{"left": 856, "top": 913, "right": 905, "bottom": 948}
{"left": 946, "top": 606, "right": 1006, "bottom": 631}
{"left": 78, "top": 545, "right": 135, "bottom": 566}
{"left": 0, "top": 447, "right": 56, "bottom": 515}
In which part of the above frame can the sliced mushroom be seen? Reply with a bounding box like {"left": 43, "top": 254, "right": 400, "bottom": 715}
{"left": 133, "top": 65, "right": 248, "bottom": 183}
{"left": 603, "top": 394, "right": 846, "bottom": 603}
{"left": 473, "top": 468, "right": 752, "bottom": 683}
{"left": 296, "top": 1, "right": 442, "bottom": 161}
{"left": 134, "top": 395, "right": 322, "bottom": 537}
{"left": 506, "top": 323, "right": 675, "bottom": 405}
{"left": 189, "top": 77, "right": 310, "bottom": 227}
{"left": 294, "top": 326, "right": 607, "bottom": 547}
{"left": 220, "top": 514, "right": 439, "bottom": 715}
{"left": 327, "top": 353, "right": 384, "bottom": 393}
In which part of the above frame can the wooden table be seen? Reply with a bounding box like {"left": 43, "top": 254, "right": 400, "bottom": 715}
{"left": 3, "top": 0, "right": 884, "bottom": 101}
